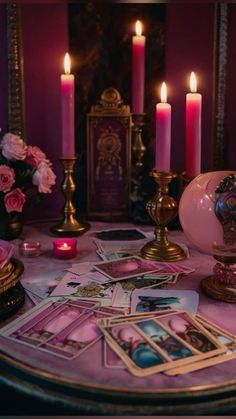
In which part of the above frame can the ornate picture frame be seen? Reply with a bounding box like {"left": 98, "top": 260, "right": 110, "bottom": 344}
{"left": 87, "top": 88, "right": 132, "bottom": 220}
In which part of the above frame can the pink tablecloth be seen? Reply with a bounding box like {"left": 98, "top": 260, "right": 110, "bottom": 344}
{"left": 0, "top": 220, "right": 235, "bottom": 393}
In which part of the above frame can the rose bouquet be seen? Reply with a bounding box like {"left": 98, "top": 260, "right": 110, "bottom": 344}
{"left": 0, "top": 133, "right": 56, "bottom": 238}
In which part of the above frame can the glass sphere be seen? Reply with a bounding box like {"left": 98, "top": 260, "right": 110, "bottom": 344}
{"left": 179, "top": 171, "right": 236, "bottom": 257}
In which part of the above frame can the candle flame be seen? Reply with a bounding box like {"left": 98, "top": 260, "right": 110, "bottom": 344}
{"left": 190, "top": 71, "right": 197, "bottom": 93}
{"left": 160, "top": 82, "right": 167, "bottom": 103}
{"left": 64, "top": 53, "right": 71, "bottom": 75}
{"left": 135, "top": 20, "right": 142, "bottom": 36}
{"left": 62, "top": 242, "right": 68, "bottom": 248}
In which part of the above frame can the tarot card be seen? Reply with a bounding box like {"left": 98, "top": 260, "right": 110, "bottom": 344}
{"left": 165, "top": 315, "right": 236, "bottom": 375}
{"left": 0, "top": 297, "right": 125, "bottom": 360}
{"left": 104, "top": 339, "right": 126, "bottom": 369}
{"left": 93, "top": 256, "right": 160, "bottom": 282}
{"left": 50, "top": 271, "right": 109, "bottom": 297}
{"left": 97, "top": 310, "right": 226, "bottom": 377}
{"left": 72, "top": 281, "right": 115, "bottom": 306}
{"left": 97, "top": 251, "right": 135, "bottom": 261}
{"left": 112, "top": 283, "right": 131, "bottom": 308}
{"left": 94, "top": 228, "right": 147, "bottom": 241}
{"left": 131, "top": 289, "right": 199, "bottom": 314}
{"left": 66, "top": 262, "right": 95, "bottom": 276}
{"left": 21, "top": 270, "right": 64, "bottom": 299}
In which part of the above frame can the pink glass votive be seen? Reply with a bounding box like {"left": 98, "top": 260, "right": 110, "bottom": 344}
{"left": 19, "top": 241, "right": 41, "bottom": 257}
{"left": 53, "top": 238, "right": 77, "bottom": 259}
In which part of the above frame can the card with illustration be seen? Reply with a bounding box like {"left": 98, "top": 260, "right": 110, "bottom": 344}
{"left": 97, "top": 251, "right": 135, "bottom": 261}
{"left": 165, "top": 314, "right": 236, "bottom": 375}
{"left": 94, "top": 228, "right": 147, "bottom": 241}
{"left": 72, "top": 281, "right": 115, "bottom": 306}
{"left": 21, "top": 270, "right": 64, "bottom": 299}
{"left": 131, "top": 289, "right": 199, "bottom": 315}
{"left": 0, "top": 298, "right": 124, "bottom": 360}
{"left": 94, "top": 256, "right": 160, "bottom": 282}
{"left": 50, "top": 271, "right": 109, "bottom": 297}
{"left": 97, "top": 310, "right": 226, "bottom": 377}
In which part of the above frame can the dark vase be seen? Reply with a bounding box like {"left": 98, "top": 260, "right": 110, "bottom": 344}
{"left": 0, "top": 213, "right": 24, "bottom": 241}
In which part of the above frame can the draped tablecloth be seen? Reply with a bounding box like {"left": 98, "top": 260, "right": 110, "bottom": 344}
{"left": 0, "top": 220, "right": 235, "bottom": 414}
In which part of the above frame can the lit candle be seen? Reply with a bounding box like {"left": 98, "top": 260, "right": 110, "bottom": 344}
{"left": 186, "top": 71, "right": 202, "bottom": 177}
{"left": 53, "top": 238, "right": 77, "bottom": 259}
{"left": 61, "top": 53, "right": 75, "bottom": 158}
{"left": 132, "top": 20, "right": 146, "bottom": 114}
{"left": 155, "top": 82, "right": 171, "bottom": 172}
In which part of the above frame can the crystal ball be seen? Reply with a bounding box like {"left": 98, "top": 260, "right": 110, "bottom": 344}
{"left": 179, "top": 171, "right": 236, "bottom": 257}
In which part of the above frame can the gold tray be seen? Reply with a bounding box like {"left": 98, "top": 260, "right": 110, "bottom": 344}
{"left": 0, "top": 258, "right": 24, "bottom": 295}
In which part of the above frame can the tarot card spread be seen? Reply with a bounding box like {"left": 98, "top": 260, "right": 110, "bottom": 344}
{"left": 97, "top": 310, "right": 226, "bottom": 377}
{"left": 0, "top": 298, "right": 124, "bottom": 360}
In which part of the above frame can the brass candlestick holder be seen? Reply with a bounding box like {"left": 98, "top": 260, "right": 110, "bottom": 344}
{"left": 141, "top": 169, "right": 186, "bottom": 261}
{"left": 132, "top": 113, "right": 146, "bottom": 167}
{"left": 51, "top": 157, "right": 90, "bottom": 236}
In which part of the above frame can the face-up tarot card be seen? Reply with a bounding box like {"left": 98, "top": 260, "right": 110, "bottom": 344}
{"left": 0, "top": 298, "right": 124, "bottom": 360}
{"left": 165, "top": 314, "right": 236, "bottom": 375}
{"left": 21, "top": 270, "right": 64, "bottom": 299}
{"left": 97, "top": 310, "right": 226, "bottom": 377}
{"left": 131, "top": 289, "right": 199, "bottom": 315}
{"left": 93, "top": 256, "right": 160, "bottom": 282}
{"left": 94, "top": 228, "right": 147, "bottom": 241}
{"left": 50, "top": 271, "right": 109, "bottom": 297}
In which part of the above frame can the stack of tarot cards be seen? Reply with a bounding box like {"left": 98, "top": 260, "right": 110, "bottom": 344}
{"left": 1, "top": 298, "right": 236, "bottom": 376}
{"left": 0, "top": 297, "right": 126, "bottom": 360}
{"left": 98, "top": 309, "right": 236, "bottom": 376}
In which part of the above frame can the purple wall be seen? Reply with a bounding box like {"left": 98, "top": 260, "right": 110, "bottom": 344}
{"left": 1, "top": 4, "right": 235, "bottom": 221}
{"left": 165, "top": 3, "right": 215, "bottom": 174}
{"left": 0, "top": 6, "right": 8, "bottom": 135}
{"left": 21, "top": 3, "right": 68, "bottom": 220}
{"left": 227, "top": 4, "right": 236, "bottom": 170}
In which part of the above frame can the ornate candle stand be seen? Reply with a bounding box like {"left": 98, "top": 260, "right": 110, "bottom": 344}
{"left": 132, "top": 113, "right": 146, "bottom": 167}
{"left": 141, "top": 169, "right": 186, "bottom": 261}
{"left": 51, "top": 157, "right": 90, "bottom": 236}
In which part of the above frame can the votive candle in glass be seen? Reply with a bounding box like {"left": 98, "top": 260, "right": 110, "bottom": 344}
{"left": 19, "top": 241, "right": 41, "bottom": 257}
{"left": 53, "top": 238, "right": 77, "bottom": 259}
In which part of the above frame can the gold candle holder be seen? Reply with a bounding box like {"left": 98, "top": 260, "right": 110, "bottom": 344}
{"left": 141, "top": 169, "right": 186, "bottom": 261}
{"left": 51, "top": 157, "right": 90, "bottom": 236}
{"left": 132, "top": 113, "right": 146, "bottom": 167}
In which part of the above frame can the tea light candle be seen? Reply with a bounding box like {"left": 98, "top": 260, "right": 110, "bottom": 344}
{"left": 19, "top": 241, "right": 41, "bottom": 257}
{"left": 53, "top": 238, "right": 77, "bottom": 259}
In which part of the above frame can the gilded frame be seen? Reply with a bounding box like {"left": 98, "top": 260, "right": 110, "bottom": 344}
{"left": 6, "top": 3, "right": 26, "bottom": 139}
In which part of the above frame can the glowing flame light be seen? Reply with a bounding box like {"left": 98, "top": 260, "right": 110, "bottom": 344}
{"left": 64, "top": 53, "right": 71, "bottom": 75}
{"left": 160, "top": 82, "right": 167, "bottom": 103}
{"left": 135, "top": 20, "right": 142, "bottom": 36}
{"left": 190, "top": 71, "right": 197, "bottom": 93}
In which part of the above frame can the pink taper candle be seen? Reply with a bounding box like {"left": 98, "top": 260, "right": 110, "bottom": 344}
{"left": 186, "top": 71, "right": 202, "bottom": 177}
{"left": 155, "top": 82, "right": 171, "bottom": 172}
{"left": 61, "top": 53, "right": 75, "bottom": 158}
{"left": 132, "top": 20, "right": 146, "bottom": 114}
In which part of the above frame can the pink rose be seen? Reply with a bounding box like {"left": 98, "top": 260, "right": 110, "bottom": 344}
{"left": 32, "top": 161, "right": 56, "bottom": 193}
{"left": 1, "top": 133, "right": 27, "bottom": 161}
{"left": 0, "top": 165, "right": 15, "bottom": 192}
{"left": 25, "top": 146, "right": 49, "bottom": 168}
{"left": 4, "top": 188, "right": 26, "bottom": 213}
